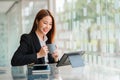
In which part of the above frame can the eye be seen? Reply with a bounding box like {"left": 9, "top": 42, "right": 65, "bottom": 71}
{"left": 49, "top": 23, "right": 52, "bottom": 26}
{"left": 44, "top": 22, "right": 47, "bottom": 24}
{"left": 43, "top": 21, "right": 48, "bottom": 24}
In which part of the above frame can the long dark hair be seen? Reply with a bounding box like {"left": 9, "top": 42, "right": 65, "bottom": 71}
{"left": 30, "top": 9, "right": 56, "bottom": 43}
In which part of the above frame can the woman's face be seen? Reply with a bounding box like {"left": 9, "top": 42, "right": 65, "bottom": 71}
{"left": 37, "top": 16, "right": 52, "bottom": 35}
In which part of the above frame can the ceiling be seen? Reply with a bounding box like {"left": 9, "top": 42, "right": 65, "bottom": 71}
{"left": 0, "top": 0, "right": 19, "bottom": 14}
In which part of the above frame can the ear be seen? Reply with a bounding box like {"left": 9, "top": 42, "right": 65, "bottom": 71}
{"left": 36, "top": 20, "right": 38, "bottom": 25}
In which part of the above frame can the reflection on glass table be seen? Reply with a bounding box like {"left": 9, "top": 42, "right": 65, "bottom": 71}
{"left": 0, "top": 63, "right": 120, "bottom": 80}
{"left": 27, "top": 64, "right": 61, "bottom": 80}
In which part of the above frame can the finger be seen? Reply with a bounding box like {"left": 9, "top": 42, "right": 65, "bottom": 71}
{"left": 42, "top": 46, "right": 48, "bottom": 51}
{"left": 52, "top": 53, "right": 58, "bottom": 57}
{"left": 55, "top": 45, "right": 58, "bottom": 49}
{"left": 53, "top": 54, "right": 58, "bottom": 58}
{"left": 53, "top": 50, "right": 58, "bottom": 54}
{"left": 44, "top": 46, "right": 49, "bottom": 51}
{"left": 45, "top": 50, "right": 49, "bottom": 54}
{"left": 42, "top": 46, "right": 46, "bottom": 49}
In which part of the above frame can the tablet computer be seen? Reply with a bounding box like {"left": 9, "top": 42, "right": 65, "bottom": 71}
{"left": 56, "top": 51, "right": 85, "bottom": 67}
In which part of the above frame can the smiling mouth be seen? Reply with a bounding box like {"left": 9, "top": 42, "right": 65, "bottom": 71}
{"left": 43, "top": 29, "right": 48, "bottom": 33}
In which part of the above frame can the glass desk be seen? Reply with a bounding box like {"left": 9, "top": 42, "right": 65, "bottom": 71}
{"left": 0, "top": 64, "right": 120, "bottom": 80}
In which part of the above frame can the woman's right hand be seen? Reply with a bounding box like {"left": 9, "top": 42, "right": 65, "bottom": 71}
{"left": 37, "top": 45, "right": 49, "bottom": 58}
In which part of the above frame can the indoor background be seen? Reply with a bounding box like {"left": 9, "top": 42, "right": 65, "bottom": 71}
{"left": 0, "top": 0, "right": 119, "bottom": 72}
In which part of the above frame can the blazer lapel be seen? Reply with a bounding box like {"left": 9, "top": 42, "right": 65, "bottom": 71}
{"left": 30, "top": 32, "right": 41, "bottom": 52}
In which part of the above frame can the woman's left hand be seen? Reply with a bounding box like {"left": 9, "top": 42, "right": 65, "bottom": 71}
{"left": 52, "top": 49, "right": 59, "bottom": 62}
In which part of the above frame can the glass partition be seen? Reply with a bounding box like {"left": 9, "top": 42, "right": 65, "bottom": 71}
{"left": 55, "top": 0, "right": 120, "bottom": 69}
{"left": 0, "top": 14, "right": 7, "bottom": 66}
{"left": 0, "top": 0, "right": 48, "bottom": 66}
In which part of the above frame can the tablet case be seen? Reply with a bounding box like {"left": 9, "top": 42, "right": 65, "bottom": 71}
{"left": 56, "top": 51, "right": 85, "bottom": 68}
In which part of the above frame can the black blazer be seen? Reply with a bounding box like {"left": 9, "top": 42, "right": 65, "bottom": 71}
{"left": 11, "top": 32, "right": 55, "bottom": 66}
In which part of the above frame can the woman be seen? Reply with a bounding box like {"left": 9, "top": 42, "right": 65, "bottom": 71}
{"left": 11, "top": 9, "right": 59, "bottom": 66}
